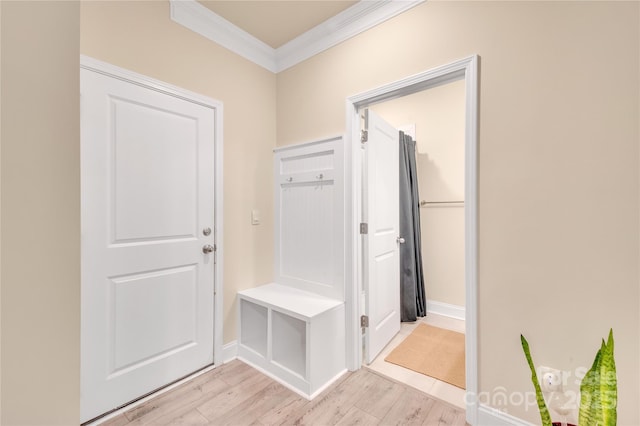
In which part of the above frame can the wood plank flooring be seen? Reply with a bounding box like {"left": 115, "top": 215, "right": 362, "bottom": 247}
{"left": 100, "top": 360, "right": 466, "bottom": 426}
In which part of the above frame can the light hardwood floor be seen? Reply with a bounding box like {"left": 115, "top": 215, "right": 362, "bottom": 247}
{"left": 98, "top": 360, "right": 466, "bottom": 426}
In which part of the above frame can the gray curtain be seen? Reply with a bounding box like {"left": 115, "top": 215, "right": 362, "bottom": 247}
{"left": 399, "top": 131, "right": 426, "bottom": 322}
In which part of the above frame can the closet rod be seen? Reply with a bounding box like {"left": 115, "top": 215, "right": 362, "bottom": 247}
{"left": 420, "top": 200, "right": 464, "bottom": 206}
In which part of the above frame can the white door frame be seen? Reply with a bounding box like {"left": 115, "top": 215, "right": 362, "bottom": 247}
{"left": 80, "top": 55, "right": 225, "bottom": 368}
{"left": 344, "top": 55, "right": 479, "bottom": 425}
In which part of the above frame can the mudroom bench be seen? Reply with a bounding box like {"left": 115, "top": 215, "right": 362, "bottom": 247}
{"left": 237, "top": 136, "right": 347, "bottom": 399}
{"left": 237, "top": 283, "right": 345, "bottom": 398}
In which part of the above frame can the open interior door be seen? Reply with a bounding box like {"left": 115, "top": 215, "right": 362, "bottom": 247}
{"left": 363, "top": 108, "right": 401, "bottom": 364}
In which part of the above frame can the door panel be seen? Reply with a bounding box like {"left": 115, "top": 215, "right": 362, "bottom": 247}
{"left": 111, "top": 98, "right": 198, "bottom": 242}
{"left": 81, "top": 68, "right": 215, "bottom": 422}
{"left": 364, "top": 109, "right": 401, "bottom": 364}
{"left": 109, "top": 265, "right": 198, "bottom": 375}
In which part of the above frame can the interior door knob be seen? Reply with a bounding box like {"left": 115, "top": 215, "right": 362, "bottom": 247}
{"left": 397, "top": 237, "right": 405, "bottom": 244}
{"left": 202, "top": 244, "right": 215, "bottom": 254}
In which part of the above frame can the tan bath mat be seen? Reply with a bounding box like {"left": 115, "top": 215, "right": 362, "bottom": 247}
{"left": 385, "top": 323, "right": 465, "bottom": 389}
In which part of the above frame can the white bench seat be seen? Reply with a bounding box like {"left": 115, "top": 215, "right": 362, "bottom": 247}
{"left": 239, "top": 283, "right": 343, "bottom": 320}
{"left": 237, "top": 283, "right": 346, "bottom": 399}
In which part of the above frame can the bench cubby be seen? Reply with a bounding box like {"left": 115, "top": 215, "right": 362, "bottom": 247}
{"left": 237, "top": 283, "right": 345, "bottom": 398}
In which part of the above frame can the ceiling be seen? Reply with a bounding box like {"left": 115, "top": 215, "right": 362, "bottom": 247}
{"left": 198, "top": 1, "right": 358, "bottom": 48}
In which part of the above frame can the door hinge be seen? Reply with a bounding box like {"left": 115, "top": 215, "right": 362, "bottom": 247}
{"left": 361, "top": 129, "right": 368, "bottom": 143}
{"left": 359, "top": 223, "right": 368, "bottom": 234}
{"left": 360, "top": 315, "right": 369, "bottom": 328}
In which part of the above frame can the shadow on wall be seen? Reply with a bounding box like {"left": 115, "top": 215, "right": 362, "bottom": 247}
{"left": 417, "top": 153, "right": 461, "bottom": 203}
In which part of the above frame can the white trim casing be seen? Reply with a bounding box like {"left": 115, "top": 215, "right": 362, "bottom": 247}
{"left": 463, "top": 53, "right": 480, "bottom": 426}
{"left": 345, "top": 55, "right": 479, "bottom": 426}
{"left": 80, "top": 55, "right": 225, "bottom": 369}
{"left": 169, "top": 0, "right": 424, "bottom": 73}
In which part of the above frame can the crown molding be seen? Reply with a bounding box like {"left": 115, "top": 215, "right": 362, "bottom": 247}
{"left": 170, "top": 0, "right": 425, "bottom": 74}
{"left": 275, "top": 0, "right": 424, "bottom": 72}
{"left": 170, "top": 0, "right": 278, "bottom": 72}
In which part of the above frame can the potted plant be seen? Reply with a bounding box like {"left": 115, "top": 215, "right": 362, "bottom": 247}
{"left": 521, "top": 329, "right": 616, "bottom": 426}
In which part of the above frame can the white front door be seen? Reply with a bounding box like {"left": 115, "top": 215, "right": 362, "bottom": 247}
{"left": 363, "top": 109, "right": 401, "bottom": 364}
{"left": 80, "top": 67, "right": 216, "bottom": 422}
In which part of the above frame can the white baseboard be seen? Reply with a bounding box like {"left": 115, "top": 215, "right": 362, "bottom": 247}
{"left": 477, "top": 404, "right": 534, "bottom": 426}
{"left": 308, "top": 369, "right": 348, "bottom": 399}
{"left": 237, "top": 355, "right": 313, "bottom": 400}
{"left": 426, "top": 300, "right": 465, "bottom": 321}
{"left": 222, "top": 340, "right": 238, "bottom": 363}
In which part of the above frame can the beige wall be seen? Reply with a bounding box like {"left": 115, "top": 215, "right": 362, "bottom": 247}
{"left": 3, "top": 1, "right": 276, "bottom": 423}
{"left": 277, "top": 1, "right": 639, "bottom": 424}
{"left": 1, "top": 2, "right": 81, "bottom": 424}
{"left": 0, "top": 2, "right": 2, "bottom": 417}
{"left": 1, "top": 1, "right": 638, "bottom": 424}
{"left": 80, "top": 1, "right": 276, "bottom": 346}
{"left": 372, "top": 80, "right": 466, "bottom": 307}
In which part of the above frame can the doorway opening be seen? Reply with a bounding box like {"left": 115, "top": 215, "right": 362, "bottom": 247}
{"left": 345, "top": 55, "right": 479, "bottom": 425}
{"left": 364, "top": 77, "right": 466, "bottom": 408}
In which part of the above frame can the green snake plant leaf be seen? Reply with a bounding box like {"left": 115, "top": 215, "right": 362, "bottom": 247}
{"left": 521, "top": 334, "right": 552, "bottom": 426}
{"left": 599, "top": 329, "right": 617, "bottom": 426}
{"left": 579, "top": 329, "right": 617, "bottom": 426}
{"left": 579, "top": 344, "right": 602, "bottom": 426}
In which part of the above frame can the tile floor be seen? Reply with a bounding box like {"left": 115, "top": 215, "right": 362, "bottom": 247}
{"left": 365, "top": 313, "right": 466, "bottom": 410}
